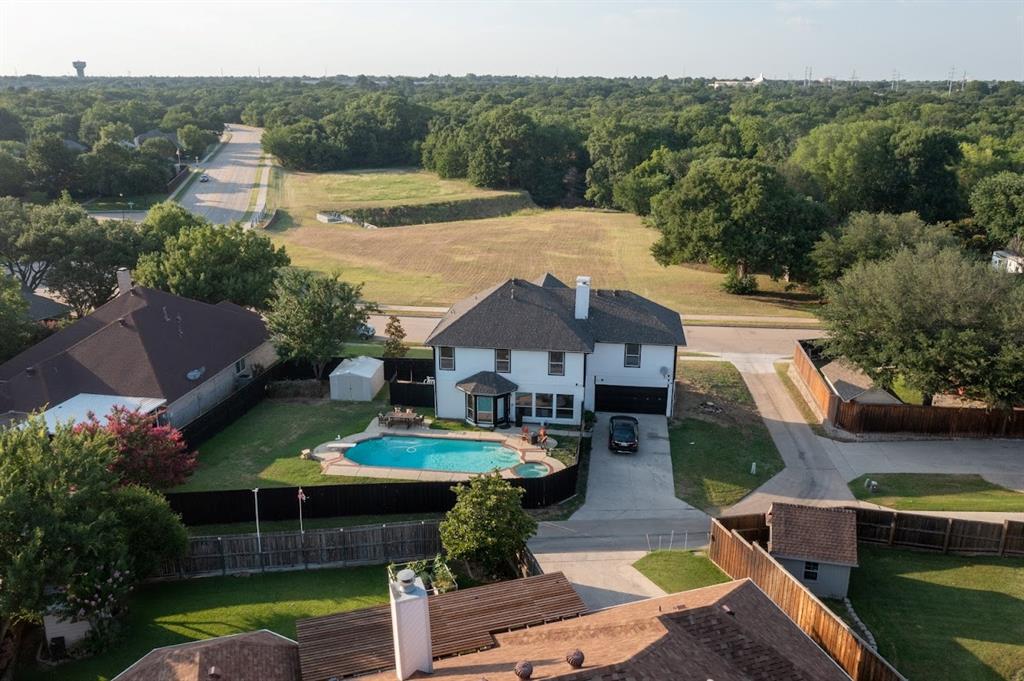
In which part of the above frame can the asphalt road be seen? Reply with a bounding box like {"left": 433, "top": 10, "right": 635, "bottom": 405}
{"left": 177, "top": 124, "right": 264, "bottom": 225}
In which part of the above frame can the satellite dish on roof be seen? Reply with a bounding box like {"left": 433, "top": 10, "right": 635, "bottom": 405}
{"left": 186, "top": 367, "right": 206, "bottom": 381}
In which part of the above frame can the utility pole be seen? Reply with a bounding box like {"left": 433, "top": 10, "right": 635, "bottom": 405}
{"left": 948, "top": 65, "right": 956, "bottom": 95}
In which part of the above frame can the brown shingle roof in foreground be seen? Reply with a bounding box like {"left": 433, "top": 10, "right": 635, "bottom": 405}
{"left": 768, "top": 502, "right": 859, "bottom": 567}
{"left": 112, "top": 630, "right": 299, "bottom": 681}
{"left": 358, "top": 579, "right": 852, "bottom": 681}
{"left": 297, "top": 572, "right": 586, "bottom": 681}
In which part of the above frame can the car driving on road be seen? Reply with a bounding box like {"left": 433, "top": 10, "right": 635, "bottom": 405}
{"left": 356, "top": 323, "right": 376, "bottom": 340}
{"left": 608, "top": 415, "right": 639, "bottom": 453}
{"left": 199, "top": 174, "right": 210, "bottom": 183}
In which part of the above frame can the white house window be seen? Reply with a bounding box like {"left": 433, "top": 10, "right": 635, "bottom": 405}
{"left": 515, "top": 392, "right": 533, "bottom": 418}
{"left": 234, "top": 358, "right": 247, "bottom": 374}
{"left": 535, "top": 393, "right": 553, "bottom": 418}
{"left": 495, "top": 349, "right": 511, "bottom": 373}
{"left": 439, "top": 347, "right": 455, "bottom": 371}
{"left": 465, "top": 392, "right": 475, "bottom": 421}
{"left": 624, "top": 343, "right": 641, "bottom": 368}
{"left": 548, "top": 351, "right": 564, "bottom": 376}
{"left": 556, "top": 394, "right": 574, "bottom": 420}
{"left": 803, "top": 561, "right": 819, "bottom": 581}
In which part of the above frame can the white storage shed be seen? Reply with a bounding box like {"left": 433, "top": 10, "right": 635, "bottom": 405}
{"left": 329, "top": 356, "right": 385, "bottom": 401}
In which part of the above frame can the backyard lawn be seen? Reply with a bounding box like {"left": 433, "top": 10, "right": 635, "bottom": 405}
{"left": 187, "top": 512, "right": 443, "bottom": 536}
{"left": 175, "top": 398, "right": 388, "bottom": 491}
{"left": 632, "top": 550, "right": 729, "bottom": 594}
{"left": 670, "top": 360, "right": 784, "bottom": 512}
{"left": 850, "top": 473, "right": 1024, "bottom": 512}
{"left": 20, "top": 565, "right": 389, "bottom": 681}
{"left": 849, "top": 545, "right": 1024, "bottom": 681}
{"left": 267, "top": 169, "right": 816, "bottom": 317}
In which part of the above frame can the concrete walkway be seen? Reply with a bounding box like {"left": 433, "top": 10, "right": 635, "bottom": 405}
{"left": 529, "top": 413, "right": 710, "bottom": 610}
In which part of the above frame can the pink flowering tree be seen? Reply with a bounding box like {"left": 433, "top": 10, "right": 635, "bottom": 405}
{"left": 57, "top": 559, "right": 134, "bottom": 649}
{"left": 77, "top": 407, "right": 197, "bottom": 490}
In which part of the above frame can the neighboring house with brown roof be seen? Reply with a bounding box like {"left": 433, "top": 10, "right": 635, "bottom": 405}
{"left": 20, "top": 289, "right": 72, "bottom": 323}
{"left": 767, "top": 503, "right": 859, "bottom": 598}
{"left": 0, "top": 274, "right": 277, "bottom": 429}
{"left": 819, "top": 359, "right": 901, "bottom": 405}
{"left": 112, "top": 630, "right": 299, "bottom": 681}
{"left": 335, "top": 575, "right": 852, "bottom": 681}
{"left": 425, "top": 273, "right": 686, "bottom": 425}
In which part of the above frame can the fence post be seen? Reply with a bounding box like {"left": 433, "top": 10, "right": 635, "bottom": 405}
{"left": 887, "top": 513, "right": 897, "bottom": 546}
{"left": 998, "top": 520, "right": 1009, "bottom": 556}
{"left": 942, "top": 518, "right": 953, "bottom": 554}
{"left": 219, "top": 537, "right": 226, "bottom": 576}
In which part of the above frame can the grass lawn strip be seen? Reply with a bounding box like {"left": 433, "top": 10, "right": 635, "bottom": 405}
{"left": 187, "top": 512, "right": 443, "bottom": 536}
{"left": 632, "top": 550, "right": 730, "bottom": 593}
{"left": 849, "top": 545, "right": 1024, "bottom": 681}
{"left": 175, "top": 398, "right": 394, "bottom": 491}
{"left": 670, "top": 360, "right": 784, "bottom": 512}
{"left": 850, "top": 473, "right": 1024, "bottom": 512}
{"left": 19, "top": 565, "right": 389, "bottom": 681}
{"left": 773, "top": 361, "right": 828, "bottom": 437}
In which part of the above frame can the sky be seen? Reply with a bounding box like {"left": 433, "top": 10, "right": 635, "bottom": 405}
{"left": 1, "top": 0, "right": 1022, "bottom": 81}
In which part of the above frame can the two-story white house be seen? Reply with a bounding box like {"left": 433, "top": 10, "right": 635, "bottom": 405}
{"left": 424, "top": 274, "right": 686, "bottom": 427}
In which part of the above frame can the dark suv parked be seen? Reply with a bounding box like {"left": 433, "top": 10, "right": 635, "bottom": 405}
{"left": 608, "top": 415, "right": 639, "bottom": 453}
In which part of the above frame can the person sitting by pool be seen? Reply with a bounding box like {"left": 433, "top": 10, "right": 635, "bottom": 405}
{"left": 520, "top": 425, "right": 531, "bottom": 441}
{"left": 538, "top": 425, "right": 548, "bottom": 445}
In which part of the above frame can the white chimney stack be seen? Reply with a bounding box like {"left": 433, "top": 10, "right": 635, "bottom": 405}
{"left": 389, "top": 569, "right": 432, "bottom": 680}
{"left": 116, "top": 267, "right": 133, "bottom": 295}
{"left": 574, "top": 275, "right": 591, "bottom": 320}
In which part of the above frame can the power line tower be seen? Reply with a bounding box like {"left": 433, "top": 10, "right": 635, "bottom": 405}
{"left": 961, "top": 70, "right": 967, "bottom": 92}
{"left": 947, "top": 65, "right": 956, "bottom": 95}
{"left": 849, "top": 68, "right": 858, "bottom": 87}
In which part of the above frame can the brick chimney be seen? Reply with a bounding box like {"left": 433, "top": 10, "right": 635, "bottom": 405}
{"left": 116, "top": 267, "right": 133, "bottom": 295}
{"left": 574, "top": 275, "right": 591, "bottom": 320}
{"left": 389, "top": 569, "right": 432, "bottom": 680}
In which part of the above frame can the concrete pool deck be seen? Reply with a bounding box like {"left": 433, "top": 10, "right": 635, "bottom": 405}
{"left": 313, "top": 419, "right": 566, "bottom": 481}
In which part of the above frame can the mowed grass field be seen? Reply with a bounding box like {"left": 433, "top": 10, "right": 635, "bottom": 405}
{"left": 268, "top": 168, "right": 815, "bottom": 317}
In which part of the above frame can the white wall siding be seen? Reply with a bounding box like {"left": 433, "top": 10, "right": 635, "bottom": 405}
{"left": 43, "top": 613, "right": 92, "bottom": 648}
{"left": 165, "top": 341, "right": 278, "bottom": 427}
{"left": 434, "top": 347, "right": 585, "bottom": 424}
{"left": 776, "top": 557, "right": 852, "bottom": 598}
{"left": 584, "top": 343, "right": 676, "bottom": 416}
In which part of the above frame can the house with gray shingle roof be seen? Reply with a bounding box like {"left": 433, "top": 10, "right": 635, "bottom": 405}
{"left": 425, "top": 274, "right": 685, "bottom": 426}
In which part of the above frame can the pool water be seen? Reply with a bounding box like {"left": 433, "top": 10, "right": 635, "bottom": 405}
{"left": 345, "top": 436, "right": 522, "bottom": 473}
{"left": 513, "top": 462, "right": 551, "bottom": 478}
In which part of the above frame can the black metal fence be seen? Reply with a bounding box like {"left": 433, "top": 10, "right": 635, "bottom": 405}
{"left": 178, "top": 366, "right": 280, "bottom": 449}
{"left": 384, "top": 357, "right": 435, "bottom": 407}
{"left": 166, "top": 464, "right": 579, "bottom": 526}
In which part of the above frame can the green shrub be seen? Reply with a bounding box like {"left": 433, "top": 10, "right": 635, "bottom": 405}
{"left": 721, "top": 271, "right": 759, "bottom": 295}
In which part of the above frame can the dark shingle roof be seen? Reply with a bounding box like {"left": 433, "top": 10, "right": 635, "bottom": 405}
{"left": 425, "top": 277, "right": 685, "bottom": 352}
{"left": 114, "top": 630, "right": 298, "bottom": 681}
{"left": 456, "top": 370, "right": 518, "bottom": 396}
{"left": 0, "top": 287, "right": 269, "bottom": 415}
{"left": 532, "top": 272, "right": 569, "bottom": 288}
{"left": 767, "top": 503, "right": 859, "bottom": 567}
{"left": 21, "top": 290, "right": 71, "bottom": 321}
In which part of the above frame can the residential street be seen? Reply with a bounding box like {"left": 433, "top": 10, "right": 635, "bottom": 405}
{"left": 176, "top": 124, "right": 267, "bottom": 225}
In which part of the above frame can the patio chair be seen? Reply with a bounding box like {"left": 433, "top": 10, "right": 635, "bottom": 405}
{"left": 377, "top": 412, "right": 386, "bottom": 426}
{"left": 414, "top": 414, "right": 425, "bottom": 425}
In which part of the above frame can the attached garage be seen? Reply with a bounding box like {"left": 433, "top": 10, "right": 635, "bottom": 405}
{"left": 594, "top": 384, "right": 668, "bottom": 415}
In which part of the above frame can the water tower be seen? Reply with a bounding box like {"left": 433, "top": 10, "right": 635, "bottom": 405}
{"left": 72, "top": 61, "right": 86, "bottom": 78}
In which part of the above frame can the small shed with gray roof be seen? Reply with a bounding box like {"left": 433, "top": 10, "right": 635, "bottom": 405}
{"left": 767, "top": 503, "right": 859, "bottom": 598}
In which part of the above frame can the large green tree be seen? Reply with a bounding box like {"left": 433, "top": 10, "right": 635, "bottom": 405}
{"left": 811, "top": 211, "right": 956, "bottom": 282}
{"left": 969, "top": 171, "right": 1024, "bottom": 247}
{"left": 0, "top": 195, "right": 94, "bottom": 291}
{"left": 892, "top": 126, "right": 963, "bottom": 222}
{"left": 649, "top": 157, "right": 827, "bottom": 284}
{"left": 0, "top": 277, "right": 31, "bottom": 363}
{"left": 135, "top": 223, "right": 290, "bottom": 309}
{"left": 821, "top": 245, "right": 1024, "bottom": 408}
{"left": 25, "top": 134, "right": 78, "bottom": 196}
{"left": 439, "top": 474, "right": 537, "bottom": 579}
{"left": 266, "top": 269, "right": 374, "bottom": 379}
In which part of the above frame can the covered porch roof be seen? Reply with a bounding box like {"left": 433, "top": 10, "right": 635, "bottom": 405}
{"left": 455, "top": 371, "right": 518, "bottom": 396}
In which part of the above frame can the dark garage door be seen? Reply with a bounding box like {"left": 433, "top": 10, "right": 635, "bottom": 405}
{"left": 595, "top": 385, "right": 667, "bottom": 415}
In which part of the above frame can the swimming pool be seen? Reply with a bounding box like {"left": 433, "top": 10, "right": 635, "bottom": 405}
{"left": 344, "top": 436, "right": 523, "bottom": 473}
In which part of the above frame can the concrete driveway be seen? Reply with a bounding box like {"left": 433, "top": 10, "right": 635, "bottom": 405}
{"left": 529, "top": 413, "right": 710, "bottom": 610}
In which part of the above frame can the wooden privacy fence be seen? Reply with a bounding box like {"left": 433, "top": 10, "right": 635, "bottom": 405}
{"left": 793, "top": 340, "right": 839, "bottom": 422}
{"left": 709, "top": 519, "right": 906, "bottom": 681}
{"left": 153, "top": 520, "right": 441, "bottom": 580}
{"left": 792, "top": 340, "right": 1024, "bottom": 437}
{"left": 835, "top": 401, "right": 1024, "bottom": 438}
{"left": 855, "top": 507, "right": 1024, "bottom": 556}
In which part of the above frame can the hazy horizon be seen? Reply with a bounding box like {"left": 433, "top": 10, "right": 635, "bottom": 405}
{"left": 1, "top": 0, "right": 1022, "bottom": 81}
